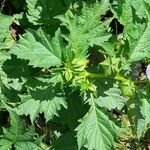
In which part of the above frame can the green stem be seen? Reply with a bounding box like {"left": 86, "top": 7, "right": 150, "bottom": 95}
{"left": 90, "top": 93, "right": 96, "bottom": 110}
{"left": 87, "top": 72, "right": 114, "bottom": 79}
{"left": 87, "top": 71, "right": 148, "bottom": 87}
{"left": 134, "top": 80, "right": 147, "bottom": 84}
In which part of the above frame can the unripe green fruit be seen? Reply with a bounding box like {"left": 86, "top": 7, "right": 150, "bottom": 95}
{"left": 65, "top": 69, "right": 73, "bottom": 81}
{"left": 119, "top": 81, "right": 135, "bottom": 97}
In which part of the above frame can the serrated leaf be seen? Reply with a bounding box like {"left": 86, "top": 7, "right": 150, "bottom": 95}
{"left": 10, "top": 31, "right": 62, "bottom": 68}
{"left": 0, "top": 111, "right": 40, "bottom": 150}
{"left": 96, "top": 87, "right": 126, "bottom": 110}
{"left": 30, "top": 28, "right": 64, "bottom": 62}
{"left": 113, "top": 0, "right": 150, "bottom": 62}
{"left": 17, "top": 95, "right": 40, "bottom": 123}
{"left": 130, "top": 18, "right": 150, "bottom": 61}
{"left": 0, "top": 139, "right": 12, "bottom": 149}
{"left": 100, "top": 58, "right": 120, "bottom": 75}
{"left": 0, "top": 54, "right": 25, "bottom": 94}
{"left": 17, "top": 85, "right": 67, "bottom": 123}
{"left": 134, "top": 89, "right": 150, "bottom": 138}
{"left": 26, "top": 0, "right": 66, "bottom": 25}
{"left": 40, "top": 97, "right": 67, "bottom": 122}
{"left": 36, "top": 73, "right": 63, "bottom": 86}
{"left": 0, "top": 13, "right": 14, "bottom": 50}
{"left": 76, "top": 107, "right": 119, "bottom": 150}
{"left": 130, "top": 0, "right": 149, "bottom": 19}
{"left": 112, "top": 0, "right": 140, "bottom": 43}
{"left": 15, "top": 141, "right": 40, "bottom": 150}
{"left": 141, "top": 99, "right": 150, "bottom": 124}
{"left": 0, "top": 51, "right": 10, "bottom": 66}
{"left": 133, "top": 94, "right": 145, "bottom": 139}
{"left": 2, "top": 55, "right": 33, "bottom": 79}
{"left": 56, "top": 0, "right": 111, "bottom": 58}
{"left": 100, "top": 41, "right": 116, "bottom": 57}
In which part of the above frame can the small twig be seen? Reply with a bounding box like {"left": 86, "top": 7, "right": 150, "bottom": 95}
{"left": 0, "top": 0, "right": 6, "bottom": 12}
{"left": 115, "top": 20, "right": 118, "bottom": 35}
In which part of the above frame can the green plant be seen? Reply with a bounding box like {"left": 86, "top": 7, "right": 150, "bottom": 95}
{"left": 1, "top": 0, "right": 150, "bottom": 149}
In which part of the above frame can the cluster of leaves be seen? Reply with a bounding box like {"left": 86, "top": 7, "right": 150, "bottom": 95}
{"left": 1, "top": 0, "right": 150, "bottom": 149}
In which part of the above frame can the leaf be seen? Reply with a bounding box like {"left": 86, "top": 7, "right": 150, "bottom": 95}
{"left": 26, "top": 0, "right": 67, "bottom": 25}
{"left": 15, "top": 141, "right": 40, "bottom": 150}
{"left": 129, "top": 18, "right": 150, "bottom": 61}
{"left": 0, "top": 139, "right": 12, "bottom": 149}
{"left": 112, "top": 0, "right": 141, "bottom": 41}
{"left": 0, "top": 51, "right": 10, "bottom": 67}
{"left": 134, "top": 89, "right": 150, "bottom": 138}
{"left": 30, "top": 28, "right": 64, "bottom": 62}
{"left": 0, "top": 13, "right": 14, "bottom": 50}
{"left": 130, "top": 0, "right": 149, "bottom": 19}
{"left": 0, "top": 51, "right": 11, "bottom": 93}
{"left": 96, "top": 87, "right": 126, "bottom": 111}
{"left": 100, "top": 58, "right": 120, "bottom": 75}
{"left": 100, "top": 41, "right": 116, "bottom": 57}
{"left": 10, "top": 30, "right": 63, "bottom": 68}
{"left": 76, "top": 107, "right": 119, "bottom": 150}
{"left": 64, "top": 68, "right": 73, "bottom": 81}
{"left": 141, "top": 99, "right": 150, "bottom": 124}
{"left": 2, "top": 55, "right": 33, "bottom": 78}
{"left": 0, "top": 111, "right": 40, "bottom": 150}
{"left": 0, "top": 52, "right": 25, "bottom": 97}
{"left": 132, "top": 94, "right": 144, "bottom": 138}
{"left": 17, "top": 95, "right": 40, "bottom": 123}
{"left": 17, "top": 85, "right": 67, "bottom": 123}
{"left": 112, "top": 0, "right": 150, "bottom": 62}
{"left": 40, "top": 97, "right": 68, "bottom": 122}
{"left": 36, "top": 73, "right": 63, "bottom": 86}
{"left": 56, "top": 0, "right": 111, "bottom": 58}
